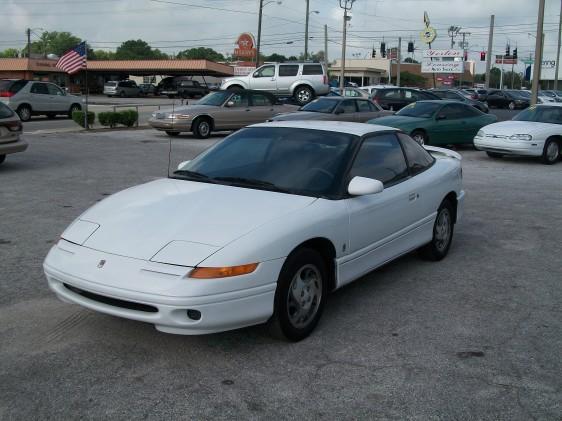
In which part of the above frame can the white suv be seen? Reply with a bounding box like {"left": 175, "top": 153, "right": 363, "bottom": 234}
{"left": 221, "top": 62, "right": 329, "bottom": 105}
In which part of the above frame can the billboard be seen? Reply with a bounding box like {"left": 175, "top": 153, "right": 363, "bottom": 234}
{"left": 421, "top": 49, "right": 463, "bottom": 73}
{"left": 234, "top": 33, "right": 256, "bottom": 59}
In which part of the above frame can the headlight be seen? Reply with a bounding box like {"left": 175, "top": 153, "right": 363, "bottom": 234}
{"left": 476, "top": 130, "right": 485, "bottom": 137}
{"left": 169, "top": 114, "right": 191, "bottom": 119}
{"left": 509, "top": 134, "right": 532, "bottom": 141}
{"left": 189, "top": 263, "right": 259, "bottom": 279}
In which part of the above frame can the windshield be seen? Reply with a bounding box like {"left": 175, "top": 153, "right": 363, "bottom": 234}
{"left": 301, "top": 98, "right": 338, "bottom": 113}
{"left": 174, "top": 127, "right": 358, "bottom": 197}
{"left": 513, "top": 105, "right": 562, "bottom": 124}
{"left": 197, "top": 91, "right": 231, "bottom": 106}
{"left": 105, "top": 82, "right": 117, "bottom": 87}
{"left": 396, "top": 102, "right": 441, "bottom": 118}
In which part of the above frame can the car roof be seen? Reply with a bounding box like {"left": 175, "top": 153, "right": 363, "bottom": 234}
{"left": 250, "top": 120, "right": 398, "bottom": 136}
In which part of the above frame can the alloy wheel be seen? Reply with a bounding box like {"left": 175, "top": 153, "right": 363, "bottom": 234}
{"left": 546, "top": 141, "right": 560, "bottom": 162}
{"left": 286, "top": 264, "right": 322, "bottom": 329}
{"left": 434, "top": 208, "right": 452, "bottom": 253}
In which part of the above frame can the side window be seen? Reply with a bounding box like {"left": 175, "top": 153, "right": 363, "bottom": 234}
{"left": 350, "top": 133, "right": 409, "bottom": 186}
{"left": 404, "top": 90, "right": 420, "bottom": 101}
{"left": 251, "top": 93, "right": 274, "bottom": 106}
{"left": 254, "top": 65, "right": 275, "bottom": 78}
{"left": 229, "top": 92, "right": 249, "bottom": 107}
{"left": 368, "top": 101, "right": 381, "bottom": 112}
{"left": 30, "top": 83, "right": 49, "bottom": 95}
{"left": 47, "top": 84, "right": 64, "bottom": 96}
{"left": 278, "top": 65, "right": 299, "bottom": 77}
{"left": 462, "top": 105, "right": 482, "bottom": 117}
{"left": 302, "top": 64, "right": 323, "bottom": 75}
{"left": 337, "top": 99, "right": 357, "bottom": 113}
{"left": 356, "top": 100, "right": 371, "bottom": 112}
{"left": 382, "top": 89, "right": 401, "bottom": 99}
{"left": 438, "top": 104, "right": 466, "bottom": 119}
{"left": 397, "top": 133, "right": 434, "bottom": 176}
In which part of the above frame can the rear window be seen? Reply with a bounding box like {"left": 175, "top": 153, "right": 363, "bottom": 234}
{"left": 302, "top": 64, "right": 323, "bottom": 75}
{"left": 0, "top": 102, "right": 14, "bottom": 118}
{"left": 0, "top": 80, "right": 27, "bottom": 94}
{"left": 105, "top": 81, "right": 117, "bottom": 87}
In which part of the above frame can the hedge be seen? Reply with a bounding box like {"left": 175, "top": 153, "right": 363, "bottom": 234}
{"left": 98, "top": 111, "right": 121, "bottom": 128}
{"left": 98, "top": 110, "right": 139, "bottom": 128}
{"left": 71, "top": 111, "right": 95, "bottom": 128}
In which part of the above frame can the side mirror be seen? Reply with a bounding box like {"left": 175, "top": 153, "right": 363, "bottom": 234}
{"left": 348, "top": 176, "right": 384, "bottom": 196}
{"left": 226, "top": 101, "right": 235, "bottom": 107}
{"left": 253, "top": 72, "right": 260, "bottom": 78}
{"left": 177, "top": 160, "right": 190, "bottom": 170}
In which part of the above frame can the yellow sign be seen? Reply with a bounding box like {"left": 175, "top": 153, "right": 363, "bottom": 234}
{"left": 421, "top": 11, "right": 437, "bottom": 44}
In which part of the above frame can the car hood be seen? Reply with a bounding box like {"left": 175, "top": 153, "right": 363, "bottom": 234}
{"left": 370, "top": 115, "right": 427, "bottom": 127}
{"left": 160, "top": 104, "right": 219, "bottom": 115}
{"left": 271, "top": 111, "right": 333, "bottom": 121}
{"left": 67, "top": 178, "right": 316, "bottom": 262}
{"left": 480, "top": 120, "right": 561, "bottom": 136}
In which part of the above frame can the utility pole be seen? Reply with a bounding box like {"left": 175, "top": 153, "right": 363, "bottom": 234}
{"left": 555, "top": 0, "right": 562, "bottom": 90}
{"left": 339, "top": 0, "right": 355, "bottom": 94}
{"left": 26, "top": 28, "right": 31, "bottom": 58}
{"left": 324, "top": 24, "right": 328, "bottom": 65}
{"left": 531, "top": 0, "right": 545, "bottom": 105}
{"left": 397, "top": 37, "right": 402, "bottom": 87}
{"left": 305, "top": 0, "right": 310, "bottom": 60}
{"left": 458, "top": 32, "right": 470, "bottom": 87}
{"left": 256, "top": 0, "right": 264, "bottom": 67}
{"left": 485, "top": 15, "right": 494, "bottom": 89}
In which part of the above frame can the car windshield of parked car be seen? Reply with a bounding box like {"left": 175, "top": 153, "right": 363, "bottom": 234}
{"left": 175, "top": 127, "right": 358, "bottom": 197}
{"left": 396, "top": 102, "right": 441, "bottom": 118}
{"left": 301, "top": 98, "right": 339, "bottom": 113}
{"left": 511, "top": 90, "right": 530, "bottom": 99}
{"left": 513, "top": 106, "right": 562, "bottom": 124}
{"left": 197, "top": 91, "right": 231, "bottom": 106}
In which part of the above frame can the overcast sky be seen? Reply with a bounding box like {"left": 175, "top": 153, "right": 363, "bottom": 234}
{"left": 1, "top": 0, "right": 560, "bottom": 73}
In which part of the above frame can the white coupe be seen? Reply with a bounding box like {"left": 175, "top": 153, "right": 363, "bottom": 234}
{"left": 474, "top": 104, "right": 562, "bottom": 164}
{"left": 44, "top": 121, "right": 465, "bottom": 341}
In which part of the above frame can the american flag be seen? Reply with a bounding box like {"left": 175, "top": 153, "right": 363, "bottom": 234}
{"left": 56, "top": 42, "right": 87, "bottom": 74}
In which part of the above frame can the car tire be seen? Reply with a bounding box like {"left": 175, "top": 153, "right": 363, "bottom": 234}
{"left": 268, "top": 248, "right": 327, "bottom": 341}
{"left": 0, "top": 154, "right": 6, "bottom": 165}
{"left": 165, "top": 131, "right": 180, "bottom": 136}
{"left": 119, "top": 91, "right": 126, "bottom": 98}
{"left": 227, "top": 85, "right": 243, "bottom": 91}
{"left": 542, "top": 138, "right": 560, "bottom": 165}
{"left": 16, "top": 105, "right": 32, "bottom": 122}
{"left": 486, "top": 151, "right": 504, "bottom": 159}
{"left": 411, "top": 130, "right": 428, "bottom": 145}
{"left": 419, "top": 199, "right": 455, "bottom": 261}
{"left": 68, "top": 104, "right": 81, "bottom": 119}
{"left": 192, "top": 117, "right": 212, "bottom": 139}
{"left": 294, "top": 86, "right": 314, "bottom": 105}
{"left": 508, "top": 101, "right": 516, "bottom": 110}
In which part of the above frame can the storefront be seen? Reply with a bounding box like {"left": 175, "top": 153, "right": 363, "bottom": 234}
{"left": 0, "top": 58, "right": 69, "bottom": 85}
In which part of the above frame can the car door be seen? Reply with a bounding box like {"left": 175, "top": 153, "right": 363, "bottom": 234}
{"left": 248, "top": 92, "right": 278, "bottom": 123}
{"left": 277, "top": 64, "right": 299, "bottom": 95}
{"left": 378, "top": 89, "right": 403, "bottom": 110}
{"left": 487, "top": 91, "right": 504, "bottom": 108}
{"left": 355, "top": 99, "right": 381, "bottom": 122}
{"left": 248, "top": 65, "right": 277, "bottom": 92}
{"left": 456, "top": 104, "right": 488, "bottom": 142}
{"left": 46, "top": 83, "right": 68, "bottom": 113}
{"left": 29, "top": 82, "right": 49, "bottom": 112}
{"left": 340, "top": 132, "right": 417, "bottom": 285}
{"left": 431, "top": 103, "right": 466, "bottom": 144}
{"left": 333, "top": 99, "right": 359, "bottom": 122}
{"left": 220, "top": 91, "right": 252, "bottom": 129}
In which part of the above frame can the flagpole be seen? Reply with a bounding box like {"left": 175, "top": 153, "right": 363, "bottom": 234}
{"left": 84, "top": 42, "right": 89, "bottom": 130}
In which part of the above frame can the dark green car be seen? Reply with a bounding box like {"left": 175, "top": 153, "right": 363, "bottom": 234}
{"left": 369, "top": 100, "right": 498, "bottom": 145}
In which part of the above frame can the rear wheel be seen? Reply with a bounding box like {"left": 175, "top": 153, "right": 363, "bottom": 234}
{"left": 227, "top": 85, "right": 243, "bottom": 92}
{"left": 419, "top": 199, "right": 455, "bottom": 261}
{"left": 268, "top": 248, "right": 327, "bottom": 341}
{"left": 192, "top": 117, "right": 212, "bottom": 139}
{"left": 165, "top": 131, "right": 180, "bottom": 136}
{"left": 16, "top": 105, "right": 32, "bottom": 122}
{"left": 294, "top": 86, "right": 314, "bottom": 105}
{"left": 542, "top": 138, "right": 560, "bottom": 165}
{"left": 486, "top": 151, "right": 504, "bottom": 159}
{"left": 411, "top": 130, "right": 428, "bottom": 145}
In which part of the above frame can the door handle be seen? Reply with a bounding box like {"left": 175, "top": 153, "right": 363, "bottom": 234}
{"left": 409, "top": 193, "right": 419, "bottom": 201}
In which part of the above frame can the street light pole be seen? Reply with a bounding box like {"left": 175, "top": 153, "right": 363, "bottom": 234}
{"left": 531, "top": 0, "right": 545, "bottom": 105}
{"left": 305, "top": 0, "right": 310, "bottom": 60}
{"left": 256, "top": 0, "right": 264, "bottom": 67}
{"left": 339, "top": 0, "right": 355, "bottom": 94}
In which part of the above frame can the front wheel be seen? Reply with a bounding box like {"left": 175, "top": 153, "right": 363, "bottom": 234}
{"left": 192, "top": 118, "right": 212, "bottom": 139}
{"left": 411, "top": 130, "right": 428, "bottom": 145}
{"left": 419, "top": 200, "right": 455, "bottom": 261}
{"left": 542, "top": 138, "right": 560, "bottom": 165}
{"left": 269, "top": 248, "right": 327, "bottom": 341}
{"left": 294, "top": 86, "right": 314, "bottom": 105}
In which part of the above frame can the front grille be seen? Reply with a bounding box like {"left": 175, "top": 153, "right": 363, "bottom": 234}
{"left": 63, "top": 283, "right": 158, "bottom": 313}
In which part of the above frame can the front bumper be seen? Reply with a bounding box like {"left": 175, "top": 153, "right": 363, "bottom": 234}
{"left": 0, "top": 138, "right": 28, "bottom": 155}
{"left": 44, "top": 241, "right": 280, "bottom": 335}
{"left": 148, "top": 117, "right": 192, "bottom": 131}
{"left": 474, "top": 136, "right": 543, "bottom": 157}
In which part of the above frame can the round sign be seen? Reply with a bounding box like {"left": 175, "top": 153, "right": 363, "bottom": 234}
{"left": 236, "top": 33, "right": 255, "bottom": 50}
{"left": 420, "top": 26, "right": 437, "bottom": 44}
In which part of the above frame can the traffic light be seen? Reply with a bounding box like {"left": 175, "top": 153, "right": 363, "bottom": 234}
{"left": 380, "top": 42, "right": 386, "bottom": 58}
{"left": 505, "top": 44, "right": 510, "bottom": 57}
{"left": 513, "top": 48, "right": 518, "bottom": 59}
{"left": 372, "top": 48, "right": 376, "bottom": 58}
{"left": 480, "top": 51, "right": 486, "bottom": 61}
{"left": 407, "top": 41, "right": 414, "bottom": 53}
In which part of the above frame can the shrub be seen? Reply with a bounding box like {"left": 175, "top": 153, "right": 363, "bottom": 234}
{"left": 98, "top": 111, "right": 120, "bottom": 128}
{"left": 71, "top": 110, "right": 95, "bottom": 128}
{"left": 117, "top": 109, "right": 138, "bottom": 127}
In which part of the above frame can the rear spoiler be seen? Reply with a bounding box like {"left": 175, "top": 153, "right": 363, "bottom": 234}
{"left": 424, "top": 145, "right": 462, "bottom": 161}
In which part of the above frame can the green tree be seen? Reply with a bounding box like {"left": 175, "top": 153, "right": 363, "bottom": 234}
{"left": 90, "top": 50, "right": 116, "bottom": 60}
{"left": 0, "top": 48, "right": 20, "bottom": 58}
{"left": 392, "top": 71, "right": 426, "bottom": 87}
{"left": 115, "top": 39, "right": 167, "bottom": 60}
{"left": 404, "top": 57, "right": 419, "bottom": 64}
{"left": 262, "top": 53, "right": 287, "bottom": 63}
{"left": 31, "top": 31, "right": 82, "bottom": 56}
{"left": 310, "top": 51, "right": 325, "bottom": 62}
{"left": 176, "top": 47, "right": 224, "bottom": 61}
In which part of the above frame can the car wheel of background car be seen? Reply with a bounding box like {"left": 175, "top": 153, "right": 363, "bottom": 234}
{"left": 193, "top": 117, "right": 212, "bottom": 139}
{"left": 542, "top": 138, "right": 560, "bottom": 165}
{"left": 268, "top": 248, "right": 327, "bottom": 341}
{"left": 508, "top": 101, "right": 516, "bottom": 110}
{"left": 486, "top": 152, "right": 504, "bottom": 159}
{"left": 165, "top": 131, "right": 180, "bottom": 137}
{"left": 294, "top": 86, "right": 314, "bottom": 105}
{"left": 411, "top": 130, "right": 428, "bottom": 145}
{"left": 16, "top": 105, "right": 32, "bottom": 122}
{"left": 68, "top": 104, "right": 81, "bottom": 119}
{"left": 227, "top": 85, "right": 243, "bottom": 91}
{"left": 0, "top": 154, "right": 6, "bottom": 165}
{"left": 419, "top": 199, "right": 455, "bottom": 261}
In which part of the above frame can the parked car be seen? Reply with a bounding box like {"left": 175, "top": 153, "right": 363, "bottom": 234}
{"left": 270, "top": 96, "right": 391, "bottom": 122}
{"left": 44, "top": 120, "right": 464, "bottom": 341}
{"left": 328, "top": 87, "right": 372, "bottom": 99}
{"left": 360, "top": 84, "right": 396, "bottom": 95}
{"left": 485, "top": 90, "right": 529, "bottom": 110}
{"left": 220, "top": 62, "right": 330, "bottom": 106}
{"left": 138, "top": 83, "right": 157, "bottom": 96}
{"left": 103, "top": 80, "right": 141, "bottom": 98}
{"left": 541, "top": 90, "right": 562, "bottom": 102}
{"left": 0, "top": 79, "right": 82, "bottom": 122}
{"left": 0, "top": 102, "right": 27, "bottom": 165}
{"left": 156, "top": 77, "right": 210, "bottom": 99}
{"left": 431, "top": 89, "right": 489, "bottom": 113}
{"left": 474, "top": 104, "right": 562, "bottom": 164}
{"left": 371, "top": 87, "right": 440, "bottom": 111}
{"left": 149, "top": 90, "right": 298, "bottom": 138}
{"left": 371, "top": 100, "right": 497, "bottom": 145}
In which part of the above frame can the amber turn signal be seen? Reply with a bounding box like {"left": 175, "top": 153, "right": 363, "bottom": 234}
{"left": 189, "top": 263, "right": 259, "bottom": 279}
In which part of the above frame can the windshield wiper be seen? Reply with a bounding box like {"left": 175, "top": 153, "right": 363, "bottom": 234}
{"left": 213, "top": 176, "right": 290, "bottom": 193}
{"left": 173, "top": 170, "right": 211, "bottom": 180}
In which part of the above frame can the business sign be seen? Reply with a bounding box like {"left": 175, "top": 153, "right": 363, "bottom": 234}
{"left": 530, "top": 58, "right": 561, "bottom": 81}
{"left": 234, "top": 33, "right": 256, "bottom": 59}
{"left": 495, "top": 55, "right": 518, "bottom": 65}
{"left": 421, "top": 49, "right": 463, "bottom": 73}
{"left": 233, "top": 66, "right": 255, "bottom": 76}
{"left": 422, "top": 49, "right": 463, "bottom": 58}
{"left": 420, "top": 11, "right": 437, "bottom": 44}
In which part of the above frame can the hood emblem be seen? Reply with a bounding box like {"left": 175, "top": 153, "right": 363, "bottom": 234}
{"left": 97, "top": 259, "right": 106, "bottom": 269}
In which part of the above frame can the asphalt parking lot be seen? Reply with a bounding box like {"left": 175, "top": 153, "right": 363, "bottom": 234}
{"left": 1, "top": 129, "right": 561, "bottom": 420}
